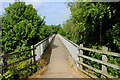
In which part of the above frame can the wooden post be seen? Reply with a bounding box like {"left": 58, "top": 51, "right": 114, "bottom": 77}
{"left": 79, "top": 44, "right": 83, "bottom": 70}
{"left": 31, "top": 45, "right": 36, "bottom": 63}
{"left": 31, "top": 45, "right": 37, "bottom": 72}
{"left": 102, "top": 47, "right": 108, "bottom": 74}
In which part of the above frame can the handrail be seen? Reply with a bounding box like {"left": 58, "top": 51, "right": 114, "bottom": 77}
{"left": 58, "top": 34, "right": 79, "bottom": 47}
{"left": 60, "top": 35, "right": 120, "bottom": 58}
{"left": 0, "top": 48, "right": 36, "bottom": 58}
{"left": 2, "top": 55, "right": 36, "bottom": 70}
{"left": 58, "top": 35, "right": 120, "bottom": 58}
{"left": 1, "top": 33, "right": 56, "bottom": 79}
{"left": 78, "top": 47, "right": 120, "bottom": 58}
{"left": 58, "top": 34, "right": 120, "bottom": 79}
{"left": 34, "top": 34, "right": 55, "bottom": 47}
{"left": 78, "top": 62, "right": 116, "bottom": 78}
{"left": 78, "top": 54, "right": 120, "bottom": 70}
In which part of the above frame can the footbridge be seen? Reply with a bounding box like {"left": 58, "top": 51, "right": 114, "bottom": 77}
{"left": 1, "top": 34, "right": 120, "bottom": 80}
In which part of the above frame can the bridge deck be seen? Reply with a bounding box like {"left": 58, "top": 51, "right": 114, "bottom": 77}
{"left": 40, "top": 35, "right": 89, "bottom": 78}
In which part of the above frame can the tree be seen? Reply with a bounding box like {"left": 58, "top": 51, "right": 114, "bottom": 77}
{"left": 0, "top": 17, "right": 2, "bottom": 55}
{"left": 63, "top": 2, "right": 120, "bottom": 78}
{"left": 2, "top": 1, "right": 45, "bottom": 53}
{"left": 63, "top": 2, "right": 120, "bottom": 50}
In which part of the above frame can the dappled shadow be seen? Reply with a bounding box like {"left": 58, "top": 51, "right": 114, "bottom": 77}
{"left": 40, "top": 38, "right": 55, "bottom": 64}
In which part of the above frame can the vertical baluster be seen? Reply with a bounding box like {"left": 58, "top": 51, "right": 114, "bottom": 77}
{"left": 101, "top": 47, "right": 108, "bottom": 78}
{"left": 31, "top": 45, "right": 36, "bottom": 63}
{"left": 79, "top": 44, "right": 83, "bottom": 70}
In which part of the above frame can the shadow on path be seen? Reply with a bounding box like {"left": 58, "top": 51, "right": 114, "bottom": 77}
{"left": 27, "top": 37, "right": 56, "bottom": 79}
{"left": 52, "top": 44, "right": 59, "bottom": 49}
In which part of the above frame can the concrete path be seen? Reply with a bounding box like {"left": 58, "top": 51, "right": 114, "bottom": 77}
{"left": 40, "top": 35, "right": 89, "bottom": 78}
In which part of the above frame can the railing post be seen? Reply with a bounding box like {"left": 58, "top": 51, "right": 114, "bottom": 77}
{"left": 31, "top": 45, "right": 38, "bottom": 72}
{"left": 102, "top": 47, "right": 108, "bottom": 74}
{"left": 31, "top": 45, "right": 36, "bottom": 63}
{"left": 79, "top": 44, "right": 83, "bottom": 70}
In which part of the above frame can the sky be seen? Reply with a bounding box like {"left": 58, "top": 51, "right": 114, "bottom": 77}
{"left": 0, "top": 0, "right": 72, "bottom": 25}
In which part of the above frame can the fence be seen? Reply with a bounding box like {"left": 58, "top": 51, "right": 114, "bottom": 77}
{"left": 0, "top": 34, "right": 55, "bottom": 79}
{"left": 58, "top": 34, "right": 120, "bottom": 79}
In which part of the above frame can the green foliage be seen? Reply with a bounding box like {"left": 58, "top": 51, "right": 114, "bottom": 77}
{"left": 51, "top": 24, "right": 63, "bottom": 34}
{"left": 2, "top": 1, "right": 45, "bottom": 53}
{"left": 63, "top": 2, "right": 120, "bottom": 78}
{"left": 1, "top": 1, "right": 58, "bottom": 79}
{"left": 2, "top": 58, "right": 36, "bottom": 80}
{"left": 39, "top": 25, "right": 53, "bottom": 39}
{"left": 111, "top": 22, "right": 120, "bottom": 49}
{"left": 63, "top": 2, "right": 120, "bottom": 49}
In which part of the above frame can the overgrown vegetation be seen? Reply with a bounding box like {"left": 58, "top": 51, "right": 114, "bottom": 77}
{"left": 1, "top": 0, "right": 120, "bottom": 79}
{"left": 1, "top": 1, "right": 63, "bottom": 80}
{"left": 2, "top": 1, "right": 63, "bottom": 53}
{"left": 62, "top": 2, "right": 120, "bottom": 78}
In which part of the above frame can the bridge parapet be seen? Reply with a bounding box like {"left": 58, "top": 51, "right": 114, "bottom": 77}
{"left": 58, "top": 34, "right": 79, "bottom": 68}
{"left": 33, "top": 34, "right": 55, "bottom": 61}
{"left": 58, "top": 34, "right": 120, "bottom": 79}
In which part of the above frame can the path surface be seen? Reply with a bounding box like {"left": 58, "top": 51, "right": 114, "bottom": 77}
{"left": 40, "top": 35, "right": 89, "bottom": 78}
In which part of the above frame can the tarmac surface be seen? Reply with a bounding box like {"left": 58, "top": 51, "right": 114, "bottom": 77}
{"left": 40, "top": 35, "right": 89, "bottom": 78}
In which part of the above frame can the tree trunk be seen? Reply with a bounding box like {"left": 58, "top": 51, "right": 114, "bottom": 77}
{"left": 100, "top": 18, "right": 102, "bottom": 45}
